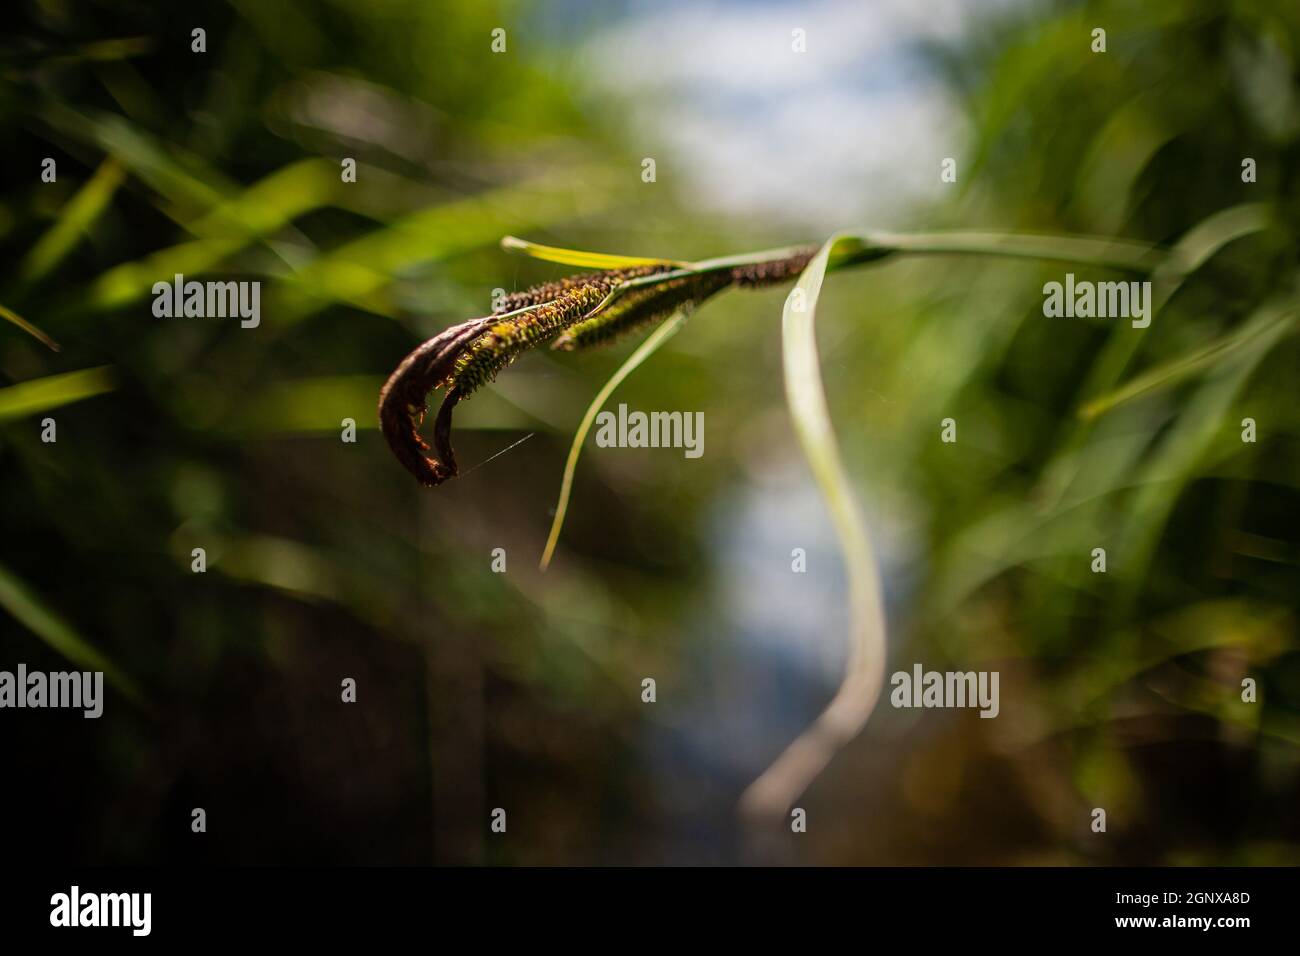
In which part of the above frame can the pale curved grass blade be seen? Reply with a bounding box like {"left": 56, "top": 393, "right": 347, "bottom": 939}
{"left": 740, "top": 235, "right": 889, "bottom": 824}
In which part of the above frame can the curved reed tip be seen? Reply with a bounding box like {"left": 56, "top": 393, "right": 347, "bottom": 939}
{"left": 378, "top": 318, "right": 489, "bottom": 486}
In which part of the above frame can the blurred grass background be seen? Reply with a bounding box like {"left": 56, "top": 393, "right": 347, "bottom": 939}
{"left": 1, "top": 0, "right": 1297, "bottom": 864}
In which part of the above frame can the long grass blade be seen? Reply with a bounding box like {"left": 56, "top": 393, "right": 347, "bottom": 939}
{"left": 539, "top": 310, "right": 691, "bottom": 570}
{"left": 0, "top": 303, "right": 60, "bottom": 352}
{"left": 740, "top": 235, "right": 889, "bottom": 823}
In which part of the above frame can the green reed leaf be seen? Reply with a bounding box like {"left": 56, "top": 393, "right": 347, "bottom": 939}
{"left": 1080, "top": 302, "right": 1298, "bottom": 419}
{"left": 500, "top": 235, "right": 686, "bottom": 270}
{"left": 1115, "top": 295, "right": 1296, "bottom": 600}
{"left": 21, "top": 157, "right": 126, "bottom": 285}
{"left": 0, "top": 366, "right": 114, "bottom": 423}
{"left": 1035, "top": 203, "right": 1273, "bottom": 509}
{"left": 539, "top": 310, "right": 691, "bottom": 571}
{"left": 847, "top": 229, "right": 1161, "bottom": 272}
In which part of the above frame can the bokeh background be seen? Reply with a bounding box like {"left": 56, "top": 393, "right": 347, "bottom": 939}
{"left": 2, "top": 0, "right": 1297, "bottom": 865}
